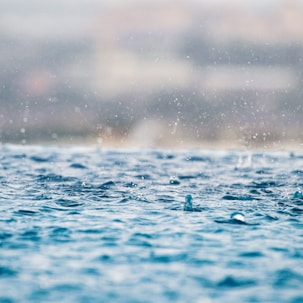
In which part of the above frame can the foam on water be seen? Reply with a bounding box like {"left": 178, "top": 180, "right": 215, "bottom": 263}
{"left": 0, "top": 145, "right": 303, "bottom": 303}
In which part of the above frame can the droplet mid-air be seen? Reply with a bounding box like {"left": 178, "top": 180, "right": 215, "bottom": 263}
{"left": 183, "top": 195, "right": 202, "bottom": 212}
{"left": 183, "top": 194, "right": 193, "bottom": 211}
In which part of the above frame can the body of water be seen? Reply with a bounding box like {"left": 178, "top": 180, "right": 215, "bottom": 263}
{"left": 0, "top": 145, "right": 303, "bottom": 303}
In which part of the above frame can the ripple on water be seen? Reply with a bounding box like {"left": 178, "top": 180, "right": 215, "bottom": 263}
{"left": 37, "top": 173, "right": 77, "bottom": 183}
{"left": 0, "top": 266, "right": 18, "bottom": 278}
{"left": 217, "top": 275, "right": 256, "bottom": 288}
{"left": 55, "top": 199, "right": 84, "bottom": 208}
{"left": 238, "top": 251, "right": 264, "bottom": 258}
{"left": 222, "top": 194, "right": 258, "bottom": 201}
{"left": 14, "top": 209, "right": 38, "bottom": 216}
{"left": 274, "top": 269, "right": 303, "bottom": 288}
{"left": 69, "top": 163, "right": 87, "bottom": 169}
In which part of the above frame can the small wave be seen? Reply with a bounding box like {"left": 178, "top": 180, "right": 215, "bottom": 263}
{"left": 274, "top": 269, "right": 303, "bottom": 288}
{"left": 239, "top": 251, "right": 264, "bottom": 258}
{"left": 37, "top": 173, "right": 77, "bottom": 183}
{"left": 55, "top": 199, "right": 84, "bottom": 208}
{"left": 14, "top": 209, "right": 38, "bottom": 216}
{"left": 217, "top": 275, "right": 256, "bottom": 288}
{"left": 30, "top": 155, "right": 54, "bottom": 162}
{"left": 69, "top": 163, "right": 87, "bottom": 169}
{"left": 250, "top": 180, "right": 283, "bottom": 188}
{"left": 150, "top": 251, "right": 188, "bottom": 263}
{"left": 0, "top": 266, "right": 17, "bottom": 277}
{"left": 222, "top": 194, "right": 258, "bottom": 201}
{"left": 184, "top": 155, "right": 212, "bottom": 162}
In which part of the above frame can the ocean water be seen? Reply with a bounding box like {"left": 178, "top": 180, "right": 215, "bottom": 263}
{"left": 0, "top": 145, "right": 303, "bottom": 303}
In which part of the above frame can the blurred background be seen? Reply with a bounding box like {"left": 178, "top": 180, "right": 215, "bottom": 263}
{"left": 1, "top": 0, "right": 303, "bottom": 149}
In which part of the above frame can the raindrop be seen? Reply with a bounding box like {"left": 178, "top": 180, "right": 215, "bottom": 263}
{"left": 183, "top": 195, "right": 202, "bottom": 212}
{"left": 293, "top": 190, "right": 303, "bottom": 199}
{"left": 230, "top": 212, "right": 245, "bottom": 223}
{"left": 183, "top": 195, "right": 193, "bottom": 211}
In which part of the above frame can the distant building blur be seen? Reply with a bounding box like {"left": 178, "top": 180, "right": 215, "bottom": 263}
{"left": 94, "top": 0, "right": 301, "bottom": 96}
{"left": 94, "top": 2, "right": 193, "bottom": 97}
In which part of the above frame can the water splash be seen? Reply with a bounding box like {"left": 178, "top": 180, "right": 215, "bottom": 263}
{"left": 183, "top": 195, "right": 202, "bottom": 212}
{"left": 236, "top": 153, "right": 252, "bottom": 169}
{"left": 183, "top": 194, "right": 193, "bottom": 211}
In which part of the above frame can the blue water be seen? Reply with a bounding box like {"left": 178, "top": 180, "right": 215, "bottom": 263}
{"left": 1, "top": 145, "right": 303, "bottom": 303}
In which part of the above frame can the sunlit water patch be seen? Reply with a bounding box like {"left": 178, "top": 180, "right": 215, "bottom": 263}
{"left": 0, "top": 145, "right": 303, "bottom": 303}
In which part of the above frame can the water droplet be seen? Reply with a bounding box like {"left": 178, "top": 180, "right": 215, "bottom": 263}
{"left": 169, "top": 179, "right": 180, "bottom": 185}
{"left": 293, "top": 190, "right": 303, "bottom": 199}
{"left": 184, "top": 195, "right": 193, "bottom": 211}
{"left": 230, "top": 212, "right": 245, "bottom": 223}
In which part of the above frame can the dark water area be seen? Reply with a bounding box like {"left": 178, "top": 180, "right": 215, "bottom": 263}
{"left": 0, "top": 145, "right": 303, "bottom": 303}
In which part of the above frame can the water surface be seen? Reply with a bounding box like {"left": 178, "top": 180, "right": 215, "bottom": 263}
{"left": 0, "top": 145, "right": 303, "bottom": 303}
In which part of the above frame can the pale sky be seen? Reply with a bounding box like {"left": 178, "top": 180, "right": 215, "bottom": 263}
{"left": 0, "top": 0, "right": 288, "bottom": 15}
{"left": 0, "top": 0, "right": 301, "bottom": 39}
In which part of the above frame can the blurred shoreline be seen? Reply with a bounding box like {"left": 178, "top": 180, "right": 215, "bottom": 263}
{"left": 5, "top": 134, "right": 303, "bottom": 152}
